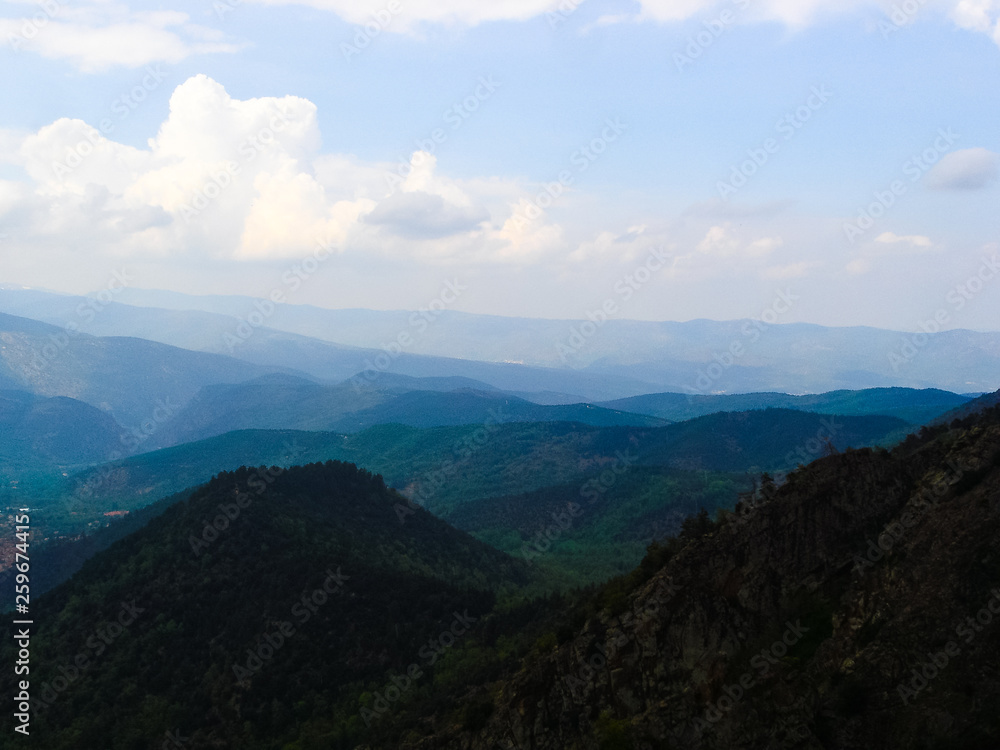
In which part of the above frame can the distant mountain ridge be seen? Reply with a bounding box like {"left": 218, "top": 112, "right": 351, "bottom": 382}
{"left": 599, "top": 387, "right": 971, "bottom": 425}
{"left": 0, "top": 390, "right": 128, "bottom": 468}
{"left": 0, "top": 290, "right": 658, "bottom": 401}
{"left": 54, "top": 408, "right": 907, "bottom": 524}
{"left": 3, "top": 287, "right": 999, "bottom": 397}
{"left": 106, "top": 286, "right": 1000, "bottom": 394}
{"left": 139, "top": 376, "right": 670, "bottom": 450}
{"left": 0, "top": 311, "right": 297, "bottom": 427}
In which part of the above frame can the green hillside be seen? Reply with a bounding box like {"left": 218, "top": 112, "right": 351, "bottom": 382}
{"left": 599, "top": 386, "right": 971, "bottom": 424}
{"left": 43, "top": 409, "right": 905, "bottom": 527}
{"left": 445, "top": 466, "right": 749, "bottom": 590}
{"left": 143, "top": 377, "right": 669, "bottom": 449}
{"left": 0, "top": 461, "right": 527, "bottom": 749}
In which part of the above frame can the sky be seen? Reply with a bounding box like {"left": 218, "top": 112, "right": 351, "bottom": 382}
{"left": 0, "top": 0, "right": 998, "bottom": 331}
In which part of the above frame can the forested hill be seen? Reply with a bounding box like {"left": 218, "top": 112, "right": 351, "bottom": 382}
{"left": 0, "top": 460, "right": 527, "bottom": 749}
{"left": 364, "top": 404, "right": 1000, "bottom": 750}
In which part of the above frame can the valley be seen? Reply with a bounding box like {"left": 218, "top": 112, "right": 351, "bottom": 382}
{"left": 0, "top": 291, "right": 998, "bottom": 749}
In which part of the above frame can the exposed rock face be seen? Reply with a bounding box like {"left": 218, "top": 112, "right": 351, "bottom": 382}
{"left": 388, "top": 411, "right": 1000, "bottom": 750}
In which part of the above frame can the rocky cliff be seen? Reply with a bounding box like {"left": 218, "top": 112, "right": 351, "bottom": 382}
{"left": 381, "top": 405, "right": 1000, "bottom": 750}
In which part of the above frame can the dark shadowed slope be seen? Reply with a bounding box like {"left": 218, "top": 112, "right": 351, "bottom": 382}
{"left": 0, "top": 461, "right": 527, "bottom": 749}
{"left": 376, "top": 406, "right": 1000, "bottom": 750}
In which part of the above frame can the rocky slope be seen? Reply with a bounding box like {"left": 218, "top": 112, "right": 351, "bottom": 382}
{"left": 381, "top": 404, "right": 1000, "bottom": 750}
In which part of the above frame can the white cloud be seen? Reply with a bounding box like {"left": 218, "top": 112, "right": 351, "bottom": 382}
{"left": 697, "top": 224, "right": 740, "bottom": 256}
{"left": 566, "top": 225, "right": 661, "bottom": 264}
{"left": 0, "top": 179, "right": 25, "bottom": 216}
{"left": 0, "top": 3, "right": 241, "bottom": 72}
{"left": 408, "top": 0, "right": 989, "bottom": 48}
{"left": 578, "top": 13, "right": 635, "bottom": 33}
{"left": 638, "top": 0, "right": 1000, "bottom": 41}
{"left": 0, "top": 129, "right": 28, "bottom": 165}
{"left": 247, "top": 0, "right": 564, "bottom": 31}
{"left": 0, "top": 75, "right": 565, "bottom": 265}
{"left": 5, "top": 0, "right": 992, "bottom": 60}
{"left": 950, "top": 0, "right": 998, "bottom": 31}
{"left": 846, "top": 258, "right": 871, "bottom": 275}
{"left": 875, "top": 231, "right": 934, "bottom": 246}
{"left": 697, "top": 224, "right": 782, "bottom": 258}
{"left": 760, "top": 261, "right": 815, "bottom": 279}
{"left": 637, "top": 0, "right": 871, "bottom": 27}
{"left": 363, "top": 190, "right": 489, "bottom": 238}
{"left": 245, "top": 0, "right": 1000, "bottom": 46}
{"left": 492, "top": 200, "right": 565, "bottom": 263}
{"left": 747, "top": 236, "right": 784, "bottom": 256}
{"left": 925, "top": 147, "right": 1000, "bottom": 190}
{"left": 20, "top": 119, "right": 152, "bottom": 196}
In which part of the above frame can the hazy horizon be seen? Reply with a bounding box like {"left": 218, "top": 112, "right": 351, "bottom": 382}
{"left": 1, "top": 0, "right": 998, "bottom": 331}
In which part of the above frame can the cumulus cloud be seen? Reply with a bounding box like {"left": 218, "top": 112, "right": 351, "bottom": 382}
{"left": 492, "top": 200, "right": 566, "bottom": 263}
{"left": 0, "top": 4, "right": 241, "bottom": 72}
{"left": 363, "top": 190, "right": 490, "bottom": 238}
{"left": 925, "top": 147, "right": 1000, "bottom": 190}
{"left": 0, "top": 75, "right": 564, "bottom": 265}
{"left": 949, "top": 0, "right": 999, "bottom": 32}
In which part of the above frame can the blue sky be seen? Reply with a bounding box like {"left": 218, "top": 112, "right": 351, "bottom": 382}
{"left": 0, "top": 0, "right": 998, "bottom": 331}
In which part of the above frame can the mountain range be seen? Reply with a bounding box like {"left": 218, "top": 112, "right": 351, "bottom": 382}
{"left": 3, "top": 286, "right": 1000, "bottom": 397}
{"left": 3, "top": 398, "right": 998, "bottom": 750}
{"left": 1, "top": 285, "right": 999, "bottom": 750}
